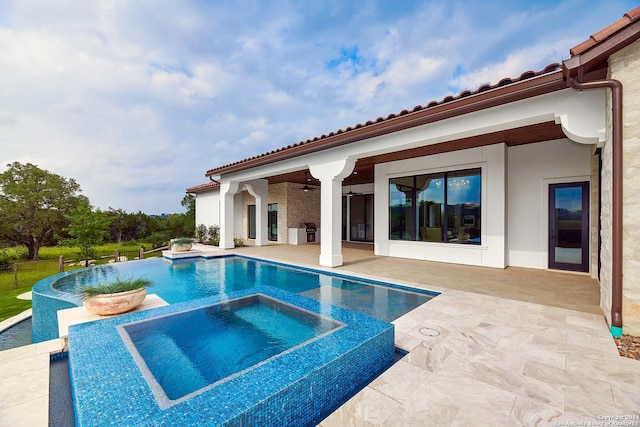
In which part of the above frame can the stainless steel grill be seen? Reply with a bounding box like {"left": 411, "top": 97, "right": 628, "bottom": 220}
{"left": 304, "top": 223, "right": 316, "bottom": 242}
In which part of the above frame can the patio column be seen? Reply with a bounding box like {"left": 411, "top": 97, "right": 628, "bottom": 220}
{"left": 243, "top": 179, "right": 269, "bottom": 246}
{"left": 310, "top": 159, "right": 355, "bottom": 267}
{"left": 219, "top": 180, "right": 240, "bottom": 249}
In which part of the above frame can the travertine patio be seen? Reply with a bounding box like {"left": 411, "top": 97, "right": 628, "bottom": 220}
{"left": 1, "top": 243, "right": 638, "bottom": 426}
{"left": 238, "top": 243, "right": 640, "bottom": 426}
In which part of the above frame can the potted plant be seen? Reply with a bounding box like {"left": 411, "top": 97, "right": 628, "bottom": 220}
{"left": 171, "top": 237, "right": 194, "bottom": 252}
{"left": 77, "top": 277, "right": 153, "bottom": 316}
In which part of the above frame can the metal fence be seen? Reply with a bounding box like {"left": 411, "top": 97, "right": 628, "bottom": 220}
{"left": 0, "top": 258, "right": 62, "bottom": 291}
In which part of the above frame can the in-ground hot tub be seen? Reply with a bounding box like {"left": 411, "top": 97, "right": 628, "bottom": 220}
{"left": 68, "top": 286, "right": 395, "bottom": 426}
{"left": 119, "top": 294, "right": 344, "bottom": 406}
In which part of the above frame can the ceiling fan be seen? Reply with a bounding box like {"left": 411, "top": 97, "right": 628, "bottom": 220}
{"left": 299, "top": 172, "right": 316, "bottom": 192}
{"left": 343, "top": 180, "right": 363, "bottom": 197}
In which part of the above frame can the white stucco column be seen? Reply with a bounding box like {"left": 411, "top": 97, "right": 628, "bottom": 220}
{"left": 310, "top": 159, "right": 355, "bottom": 267}
{"left": 243, "top": 179, "right": 269, "bottom": 246}
{"left": 219, "top": 180, "right": 240, "bottom": 249}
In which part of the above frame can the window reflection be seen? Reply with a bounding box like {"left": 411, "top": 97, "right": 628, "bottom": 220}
{"left": 389, "top": 168, "right": 481, "bottom": 244}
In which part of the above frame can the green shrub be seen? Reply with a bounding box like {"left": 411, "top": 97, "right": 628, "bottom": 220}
{"left": 208, "top": 225, "right": 220, "bottom": 240}
{"left": 195, "top": 224, "right": 220, "bottom": 245}
{"left": 5, "top": 246, "right": 29, "bottom": 261}
{"left": 171, "top": 237, "right": 194, "bottom": 245}
{"left": 195, "top": 224, "right": 208, "bottom": 242}
{"left": 0, "top": 250, "right": 12, "bottom": 267}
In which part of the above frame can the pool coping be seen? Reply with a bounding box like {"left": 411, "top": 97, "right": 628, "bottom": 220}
{"left": 68, "top": 286, "right": 396, "bottom": 426}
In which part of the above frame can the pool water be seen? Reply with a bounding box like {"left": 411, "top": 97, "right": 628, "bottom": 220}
{"left": 120, "top": 295, "right": 343, "bottom": 402}
{"left": 0, "top": 318, "right": 32, "bottom": 351}
{"left": 51, "top": 256, "right": 435, "bottom": 323}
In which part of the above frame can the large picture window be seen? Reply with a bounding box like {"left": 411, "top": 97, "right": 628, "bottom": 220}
{"left": 389, "top": 168, "right": 481, "bottom": 244}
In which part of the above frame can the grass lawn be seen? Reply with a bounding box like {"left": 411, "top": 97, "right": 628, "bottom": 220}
{"left": 2, "top": 242, "right": 156, "bottom": 261}
{"left": 0, "top": 288, "right": 32, "bottom": 322}
{"left": 0, "top": 242, "right": 157, "bottom": 322}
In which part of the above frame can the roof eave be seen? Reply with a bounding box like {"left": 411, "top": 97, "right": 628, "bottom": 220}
{"left": 565, "top": 19, "right": 640, "bottom": 78}
{"left": 185, "top": 182, "right": 220, "bottom": 194}
{"left": 206, "top": 70, "right": 565, "bottom": 177}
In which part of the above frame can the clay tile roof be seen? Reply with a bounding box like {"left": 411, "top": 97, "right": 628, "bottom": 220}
{"left": 186, "top": 181, "right": 220, "bottom": 193}
{"left": 205, "top": 62, "right": 561, "bottom": 176}
{"left": 570, "top": 6, "right": 640, "bottom": 56}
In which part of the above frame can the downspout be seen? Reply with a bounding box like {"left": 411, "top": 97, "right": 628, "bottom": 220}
{"left": 566, "top": 75, "right": 623, "bottom": 337}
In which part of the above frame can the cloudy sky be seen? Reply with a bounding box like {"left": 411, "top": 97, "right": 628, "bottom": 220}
{"left": 0, "top": 1, "right": 635, "bottom": 214}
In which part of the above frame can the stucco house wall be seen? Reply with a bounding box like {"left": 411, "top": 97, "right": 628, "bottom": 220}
{"left": 507, "top": 138, "right": 593, "bottom": 269}
{"left": 194, "top": 190, "right": 220, "bottom": 230}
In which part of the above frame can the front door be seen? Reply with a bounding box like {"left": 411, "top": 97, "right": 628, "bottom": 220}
{"left": 548, "top": 182, "right": 589, "bottom": 272}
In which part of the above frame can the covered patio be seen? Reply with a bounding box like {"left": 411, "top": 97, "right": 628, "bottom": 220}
{"left": 234, "top": 242, "right": 600, "bottom": 314}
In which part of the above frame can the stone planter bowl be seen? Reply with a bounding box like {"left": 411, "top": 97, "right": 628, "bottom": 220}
{"left": 82, "top": 288, "right": 147, "bottom": 316}
{"left": 171, "top": 242, "right": 193, "bottom": 252}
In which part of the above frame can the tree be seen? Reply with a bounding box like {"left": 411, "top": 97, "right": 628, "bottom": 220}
{"left": 181, "top": 194, "right": 195, "bottom": 235}
{"left": 58, "top": 201, "right": 112, "bottom": 262}
{"left": 167, "top": 213, "right": 193, "bottom": 238}
{"left": 107, "top": 207, "right": 127, "bottom": 243}
{"left": 0, "top": 162, "right": 84, "bottom": 260}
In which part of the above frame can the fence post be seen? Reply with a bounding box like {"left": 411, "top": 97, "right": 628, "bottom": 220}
{"left": 115, "top": 249, "right": 119, "bottom": 263}
{"left": 59, "top": 255, "right": 64, "bottom": 273}
{"left": 139, "top": 247, "right": 144, "bottom": 260}
{"left": 13, "top": 263, "right": 18, "bottom": 289}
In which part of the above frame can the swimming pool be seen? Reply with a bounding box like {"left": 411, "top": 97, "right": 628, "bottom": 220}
{"left": 32, "top": 255, "right": 439, "bottom": 426}
{"left": 32, "top": 255, "right": 438, "bottom": 342}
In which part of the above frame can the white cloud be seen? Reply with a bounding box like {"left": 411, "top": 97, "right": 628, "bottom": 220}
{"left": 0, "top": 0, "right": 636, "bottom": 213}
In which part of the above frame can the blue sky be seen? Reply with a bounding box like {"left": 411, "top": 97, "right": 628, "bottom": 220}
{"left": 0, "top": 0, "right": 636, "bottom": 214}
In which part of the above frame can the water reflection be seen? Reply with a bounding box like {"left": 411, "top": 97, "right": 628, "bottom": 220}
{"left": 49, "top": 257, "right": 436, "bottom": 322}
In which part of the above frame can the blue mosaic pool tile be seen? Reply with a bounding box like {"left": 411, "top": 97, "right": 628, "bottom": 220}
{"left": 31, "top": 259, "right": 165, "bottom": 343}
{"left": 32, "top": 275, "right": 78, "bottom": 343}
{"left": 68, "top": 286, "right": 394, "bottom": 426}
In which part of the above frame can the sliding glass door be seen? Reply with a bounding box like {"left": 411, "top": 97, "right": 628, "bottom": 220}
{"left": 349, "top": 194, "right": 374, "bottom": 242}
